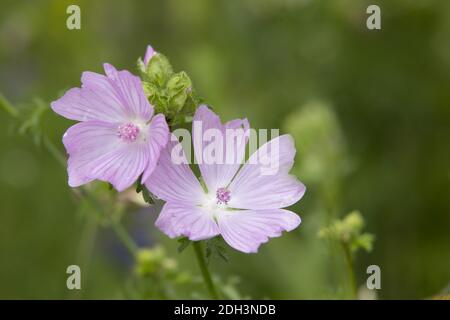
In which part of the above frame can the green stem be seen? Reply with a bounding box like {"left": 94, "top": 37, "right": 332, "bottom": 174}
{"left": 342, "top": 242, "right": 358, "bottom": 299}
{"left": 110, "top": 219, "right": 139, "bottom": 258}
{"left": 193, "top": 241, "right": 219, "bottom": 299}
{"left": 79, "top": 188, "right": 138, "bottom": 258}
{"left": 43, "top": 136, "right": 67, "bottom": 168}
{"left": 72, "top": 216, "right": 98, "bottom": 299}
{"left": 0, "top": 93, "right": 19, "bottom": 118}
{"left": 3, "top": 96, "right": 139, "bottom": 260}
{"left": 43, "top": 136, "right": 139, "bottom": 259}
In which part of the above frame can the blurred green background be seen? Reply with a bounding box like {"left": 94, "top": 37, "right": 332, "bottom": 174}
{"left": 0, "top": 0, "right": 449, "bottom": 299}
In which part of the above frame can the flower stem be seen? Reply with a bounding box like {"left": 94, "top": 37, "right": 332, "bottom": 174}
{"left": 3, "top": 96, "right": 140, "bottom": 261}
{"left": 78, "top": 187, "right": 138, "bottom": 258}
{"left": 43, "top": 136, "right": 139, "bottom": 259}
{"left": 110, "top": 219, "right": 139, "bottom": 258}
{"left": 192, "top": 241, "right": 219, "bottom": 299}
{"left": 0, "top": 93, "right": 19, "bottom": 118}
{"left": 342, "top": 242, "right": 358, "bottom": 299}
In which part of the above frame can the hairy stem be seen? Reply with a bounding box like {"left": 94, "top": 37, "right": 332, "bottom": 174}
{"left": 193, "top": 241, "right": 219, "bottom": 299}
{"left": 342, "top": 242, "right": 358, "bottom": 299}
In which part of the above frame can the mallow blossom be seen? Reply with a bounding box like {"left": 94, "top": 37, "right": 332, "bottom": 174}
{"left": 146, "top": 106, "right": 306, "bottom": 253}
{"left": 51, "top": 63, "right": 169, "bottom": 191}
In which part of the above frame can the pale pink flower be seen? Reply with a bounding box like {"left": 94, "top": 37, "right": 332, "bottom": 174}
{"left": 146, "top": 106, "right": 305, "bottom": 253}
{"left": 51, "top": 63, "right": 169, "bottom": 191}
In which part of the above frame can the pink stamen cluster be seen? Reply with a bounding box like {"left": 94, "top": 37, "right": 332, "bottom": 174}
{"left": 216, "top": 187, "right": 231, "bottom": 205}
{"left": 117, "top": 123, "right": 140, "bottom": 142}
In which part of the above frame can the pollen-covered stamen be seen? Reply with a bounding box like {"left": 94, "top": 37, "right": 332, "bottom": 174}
{"left": 216, "top": 187, "right": 231, "bottom": 205}
{"left": 117, "top": 123, "right": 140, "bottom": 142}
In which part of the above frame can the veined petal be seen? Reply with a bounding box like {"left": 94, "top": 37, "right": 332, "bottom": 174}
{"left": 141, "top": 114, "right": 169, "bottom": 182}
{"left": 155, "top": 202, "right": 219, "bottom": 241}
{"left": 63, "top": 121, "right": 148, "bottom": 191}
{"left": 193, "top": 105, "right": 249, "bottom": 192}
{"left": 51, "top": 64, "right": 152, "bottom": 123}
{"left": 145, "top": 137, "right": 206, "bottom": 205}
{"left": 102, "top": 63, "right": 153, "bottom": 120}
{"left": 217, "top": 209, "right": 301, "bottom": 253}
{"left": 227, "top": 134, "right": 306, "bottom": 210}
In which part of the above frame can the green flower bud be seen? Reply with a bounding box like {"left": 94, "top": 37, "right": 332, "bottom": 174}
{"left": 135, "top": 246, "right": 166, "bottom": 276}
{"left": 344, "top": 211, "right": 364, "bottom": 233}
{"left": 145, "top": 53, "right": 173, "bottom": 87}
{"left": 318, "top": 211, "right": 374, "bottom": 253}
{"left": 167, "top": 71, "right": 192, "bottom": 113}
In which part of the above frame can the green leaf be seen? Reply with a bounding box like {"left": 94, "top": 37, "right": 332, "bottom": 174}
{"left": 205, "top": 237, "right": 229, "bottom": 263}
{"left": 136, "top": 176, "right": 155, "bottom": 205}
{"left": 177, "top": 237, "right": 192, "bottom": 253}
{"left": 141, "top": 187, "right": 155, "bottom": 205}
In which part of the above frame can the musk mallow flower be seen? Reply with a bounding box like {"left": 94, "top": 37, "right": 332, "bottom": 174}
{"left": 145, "top": 106, "right": 306, "bottom": 253}
{"left": 51, "top": 63, "right": 169, "bottom": 191}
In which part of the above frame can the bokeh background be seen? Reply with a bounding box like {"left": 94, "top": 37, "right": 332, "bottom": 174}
{"left": 0, "top": 0, "right": 449, "bottom": 299}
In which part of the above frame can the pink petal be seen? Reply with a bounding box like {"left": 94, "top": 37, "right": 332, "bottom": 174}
{"left": 227, "top": 135, "right": 306, "bottom": 210}
{"left": 143, "top": 45, "right": 156, "bottom": 66}
{"left": 141, "top": 114, "right": 169, "bottom": 182}
{"left": 193, "top": 105, "right": 249, "bottom": 192}
{"left": 102, "top": 63, "right": 153, "bottom": 120}
{"left": 217, "top": 209, "right": 301, "bottom": 253}
{"left": 51, "top": 63, "right": 152, "bottom": 123}
{"left": 155, "top": 202, "right": 219, "bottom": 241}
{"left": 63, "top": 121, "right": 148, "bottom": 191}
{"left": 145, "top": 137, "right": 206, "bottom": 205}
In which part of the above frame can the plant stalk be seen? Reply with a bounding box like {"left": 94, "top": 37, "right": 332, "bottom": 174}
{"left": 193, "top": 241, "right": 219, "bottom": 299}
{"left": 342, "top": 242, "right": 358, "bottom": 299}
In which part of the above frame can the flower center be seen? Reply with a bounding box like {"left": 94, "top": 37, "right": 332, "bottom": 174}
{"left": 117, "top": 123, "right": 140, "bottom": 142}
{"left": 216, "top": 187, "right": 231, "bottom": 205}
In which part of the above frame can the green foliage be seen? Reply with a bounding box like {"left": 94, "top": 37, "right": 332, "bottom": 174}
{"left": 1, "top": 0, "right": 450, "bottom": 300}
{"left": 318, "top": 211, "right": 375, "bottom": 254}
{"left": 132, "top": 245, "right": 244, "bottom": 299}
{"left": 177, "top": 237, "right": 192, "bottom": 253}
{"left": 205, "top": 237, "right": 229, "bottom": 263}
{"left": 139, "top": 53, "right": 201, "bottom": 126}
{"left": 284, "top": 100, "right": 349, "bottom": 185}
{"left": 132, "top": 246, "right": 194, "bottom": 299}
{"left": 136, "top": 176, "right": 155, "bottom": 205}
{"left": 0, "top": 93, "right": 19, "bottom": 118}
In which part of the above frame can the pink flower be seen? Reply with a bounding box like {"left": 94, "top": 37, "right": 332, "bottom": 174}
{"left": 51, "top": 63, "right": 169, "bottom": 191}
{"left": 146, "top": 106, "right": 305, "bottom": 253}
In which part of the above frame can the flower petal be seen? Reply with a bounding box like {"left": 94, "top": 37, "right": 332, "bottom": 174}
{"left": 143, "top": 45, "right": 156, "bottom": 66}
{"left": 51, "top": 64, "right": 152, "bottom": 123}
{"left": 141, "top": 114, "right": 169, "bottom": 182}
{"left": 227, "top": 134, "right": 306, "bottom": 210}
{"left": 102, "top": 63, "right": 153, "bottom": 120}
{"left": 217, "top": 209, "right": 301, "bottom": 253}
{"left": 193, "top": 105, "right": 249, "bottom": 192}
{"left": 63, "top": 121, "right": 148, "bottom": 191}
{"left": 145, "top": 137, "right": 206, "bottom": 205}
{"left": 155, "top": 202, "right": 219, "bottom": 241}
